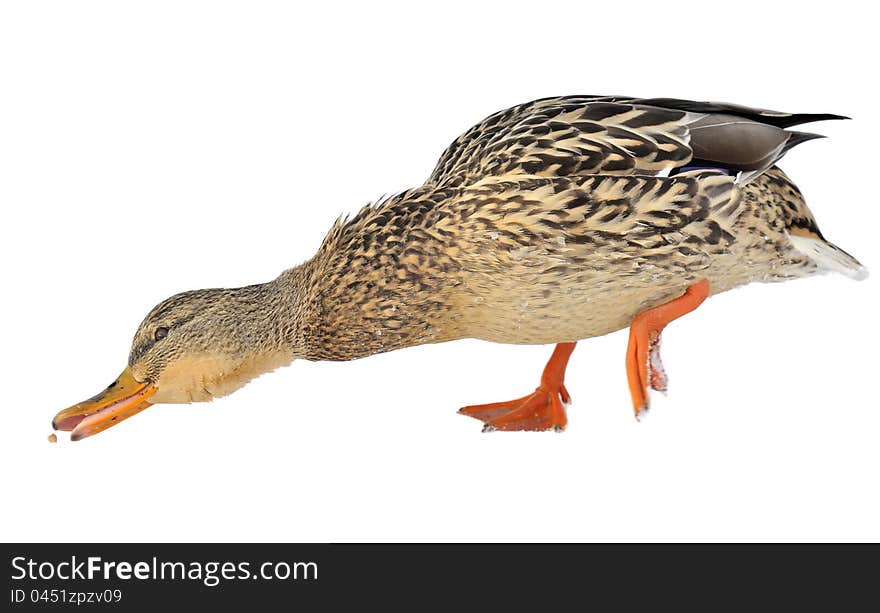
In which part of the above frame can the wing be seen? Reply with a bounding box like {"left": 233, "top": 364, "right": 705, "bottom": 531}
{"left": 428, "top": 96, "right": 846, "bottom": 188}
{"left": 452, "top": 171, "right": 742, "bottom": 275}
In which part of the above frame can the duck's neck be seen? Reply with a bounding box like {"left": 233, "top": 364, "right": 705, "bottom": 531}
{"left": 268, "top": 251, "right": 458, "bottom": 363}
{"left": 269, "top": 259, "right": 344, "bottom": 361}
{"left": 238, "top": 266, "right": 314, "bottom": 362}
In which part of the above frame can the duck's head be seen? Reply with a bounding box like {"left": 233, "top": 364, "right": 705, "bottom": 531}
{"left": 52, "top": 283, "right": 293, "bottom": 441}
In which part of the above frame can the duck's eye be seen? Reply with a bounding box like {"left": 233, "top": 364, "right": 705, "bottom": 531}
{"left": 154, "top": 327, "right": 169, "bottom": 341}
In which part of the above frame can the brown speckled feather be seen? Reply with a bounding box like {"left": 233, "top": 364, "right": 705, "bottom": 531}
{"left": 430, "top": 96, "right": 692, "bottom": 186}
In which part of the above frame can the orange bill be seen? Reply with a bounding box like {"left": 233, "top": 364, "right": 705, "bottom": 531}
{"left": 52, "top": 366, "right": 156, "bottom": 441}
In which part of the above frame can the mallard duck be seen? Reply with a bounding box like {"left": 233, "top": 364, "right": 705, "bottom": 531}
{"left": 52, "top": 95, "right": 867, "bottom": 440}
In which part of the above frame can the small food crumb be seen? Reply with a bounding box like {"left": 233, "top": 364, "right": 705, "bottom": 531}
{"left": 48, "top": 433, "right": 57, "bottom": 443}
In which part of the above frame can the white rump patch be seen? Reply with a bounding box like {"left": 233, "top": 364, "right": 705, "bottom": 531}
{"left": 788, "top": 234, "right": 869, "bottom": 280}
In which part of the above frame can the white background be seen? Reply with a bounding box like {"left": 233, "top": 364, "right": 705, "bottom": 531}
{"left": 1, "top": 1, "right": 878, "bottom": 542}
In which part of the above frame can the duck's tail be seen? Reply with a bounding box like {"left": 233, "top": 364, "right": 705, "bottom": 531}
{"left": 757, "top": 167, "right": 868, "bottom": 281}
{"left": 788, "top": 231, "right": 869, "bottom": 280}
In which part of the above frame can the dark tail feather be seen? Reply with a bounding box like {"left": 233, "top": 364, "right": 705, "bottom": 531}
{"left": 734, "top": 131, "right": 826, "bottom": 184}
{"left": 634, "top": 97, "right": 849, "bottom": 129}
{"left": 782, "top": 131, "right": 826, "bottom": 154}
{"left": 775, "top": 113, "right": 850, "bottom": 129}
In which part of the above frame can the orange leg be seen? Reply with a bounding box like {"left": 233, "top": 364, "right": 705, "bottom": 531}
{"left": 459, "top": 342, "right": 576, "bottom": 432}
{"left": 627, "top": 279, "right": 710, "bottom": 417}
